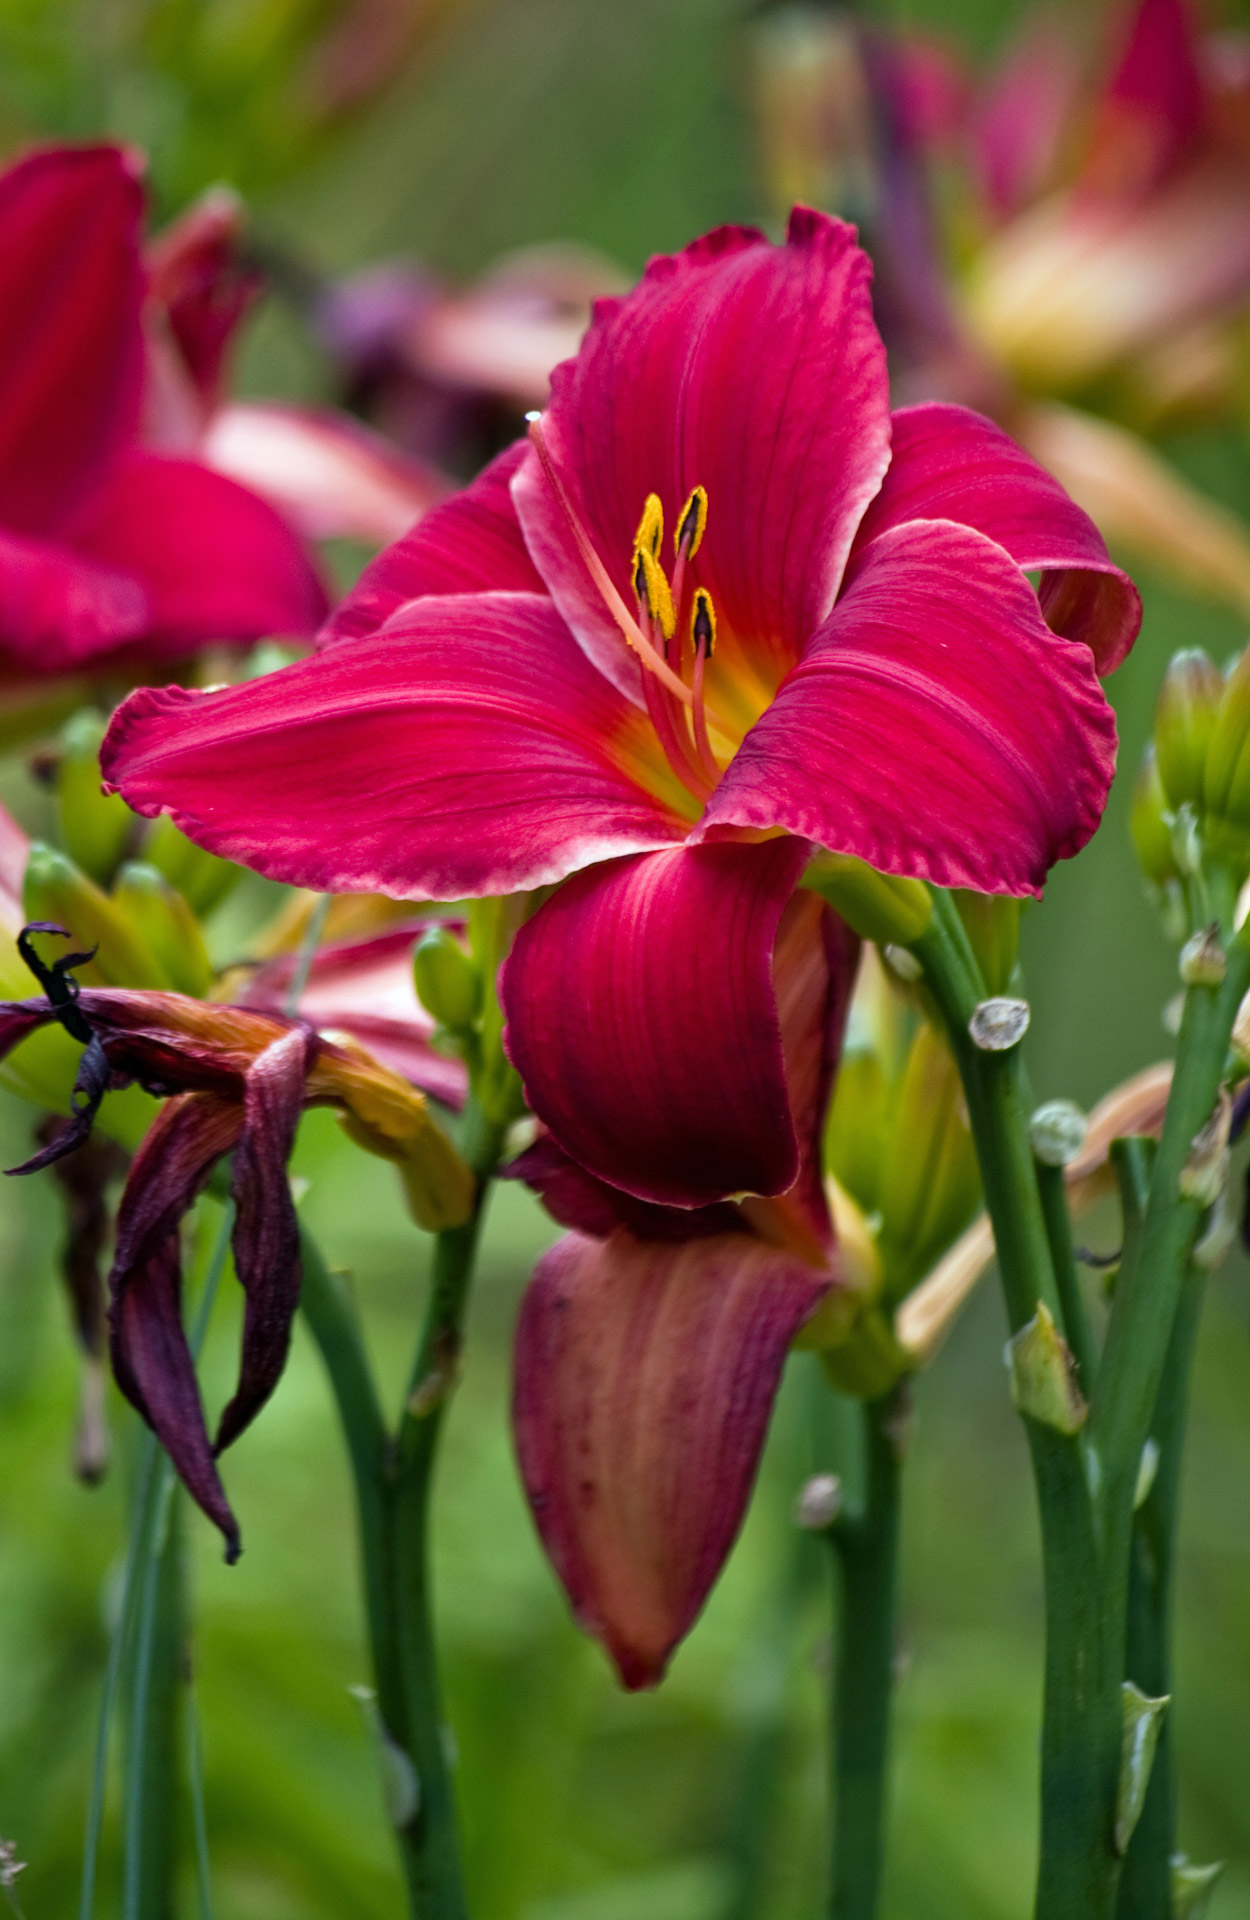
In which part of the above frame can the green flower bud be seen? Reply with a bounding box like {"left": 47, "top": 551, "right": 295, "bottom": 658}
{"left": 1130, "top": 745, "right": 1178, "bottom": 886}
{"left": 55, "top": 710, "right": 135, "bottom": 885}
{"left": 953, "top": 890, "right": 1021, "bottom": 995}
{"left": 111, "top": 862, "right": 213, "bottom": 998}
{"left": 143, "top": 814, "right": 241, "bottom": 917}
{"left": 22, "top": 843, "right": 168, "bottom": 988}
{"left": 802, "top": 852, "right": 931, "bottom": 945}
{"left": 1172, "top": 1857, "right": 1225, "bottom": 1919}
{"left": 1178, "top": 923, "right": 1225, "bottom": 987}
{"left": 1154, "top": 648, "right": 1223, "bottom": 810}
{"left": 414, "top": 926, "right": 482, "bottom": 1033}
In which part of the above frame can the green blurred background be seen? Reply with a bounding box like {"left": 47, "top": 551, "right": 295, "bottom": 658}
{"left": 2, "top": 0, "right": 1250, "bottom": 1913}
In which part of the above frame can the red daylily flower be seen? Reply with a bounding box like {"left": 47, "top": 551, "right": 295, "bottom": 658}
{"left": 102, "top": 211, "right": 1138, "bottom": 1669}
{"left": 0, "top": 144, "right": 326, "bottom": 675}
{"left": 0, "top": 931, "right": 471, "bottom": 1554}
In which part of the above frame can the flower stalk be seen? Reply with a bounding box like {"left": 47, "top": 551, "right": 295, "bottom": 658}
{"left": 912, "top": 882, "right": 1250, "bottom": 1920}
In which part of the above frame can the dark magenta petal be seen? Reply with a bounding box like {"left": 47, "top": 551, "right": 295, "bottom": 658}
{"left": 850, "top": 402, "right": 1141, "bottom": 674}
{"left": 215, "top": 1027, "right": 311, "bottom": 1453}
{"left": 325, "top": 441, "right": 544, "bottom": 645}
{"left": 501, "top": 837, "right": 811, "bottom": 1208}
{"left": 505, "top": 1133, "right": 748, "bottom": 1241}
{"left": 146, "top": 187, "right": 259, "bottom": 411}
{"left": 236, "top": 926, "right": 468, "bottom": 1108}
{"left": 69, "top": 451, "right": 327, "bottom": 651}
{"left": 108, "top": 1091, "right": 245, "bottom": 1554}
{"left": 0, "top": 146, "right": 144, "bottom": 535}
{"left": 102, "top": 593, "right": 690, "bottom": 900}
{"left": 513, "top": 1228, "right": 829, "bottom": 1687}
{"left": 512, "top": 210, "right": 890, "bottom": 697}
{"left": 1086, "top": 0, "right": 1204, "bottom": 192}
{"left": 0, "top": 527, "right": 148, "bottom": 669}
{"left": 702, "top": 521, "right": 1117, "bottom": 898}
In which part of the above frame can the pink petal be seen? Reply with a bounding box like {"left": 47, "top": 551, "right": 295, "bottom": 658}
{"left": 215, "top": 1027, "right": 310, "bottom": 1453}
{"left": 69, "top": 450, "right": 327, "bottom": 650}
{"left": 513, "top": 1228, "right": 829, "bottom": 1687}
{"left": 701, "top": 521, "right": 1118, "bottom": 898}
{"left": 851, "top": 402, "right": 1141, "bottom": 673}
{"left": 202, "top": 402, "right": 451, "bottom": 547}
{"left": 236, "top": 925, "right": 468, "bottom": 1107}
{"left": 102, "top": 593, "right": 690, "bottom": 899}
{"left": 973, "top": 20, "right": 1083, "bottom": 217}
{"left": 0, "top": 145, "right": 144, "bottom": 535}
{"left": 0, "top": 527, "right": 148, "bottom": 669}
{"left": 108, "top": 1091, "right": 245, "bottom": 1555}
{"left": 1084, "top": 0, "right": 1205, "bottom": 195}
{"left": 146, "top": 187, "right": 259, "bottom": 413}
{"left": 511, "top": 209, "right": 890, "bottom": 699}
{"left": 500, "top": 837, "right": 811, "bottom": 1208}
{"left": 324, "top": 441, "right": 543, "bottom": 645}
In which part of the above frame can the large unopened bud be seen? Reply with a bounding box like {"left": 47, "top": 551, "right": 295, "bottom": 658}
{"left": 414, "top": 925, "right": 482, "bottom": 1034}
{"left": 22, "top": 845, "right": 167, "bottom": 989}
{"left": 1203, "top": 648, "right": 1250, "bottom": 838}
{"left": 1154, "top": 649, "right": 1223, "bottom": 811}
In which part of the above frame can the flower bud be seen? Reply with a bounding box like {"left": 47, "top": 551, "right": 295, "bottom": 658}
{"left": 1172, "top": 1857, "right": 1225, "bottom": 1919}
{"left": 802, "top": 852, "right": 931, "bottom": 946}
{"left": 1178, "top": 923, "right": 1225, "bottom": 987}
{"left": 111, "top": 862, "right": 213, "bottom": 998}
{"left": 1005, "top": 1302, "right": 1087, "bottom": 1433}
{"left": 143, "top": 813, "right": 241, "bottom": 917}
{"left": 1115, "top": 1682, "right": 1169, "bottom": 1856}
{"left": 1178, "top": 1089, "right": 1231, "bottom": 1208}
{"left": 1029, "top": 1099, "right": 1088, "bottom": 1168}
{"left": 1130, "top": 745, "right": 1178, "bottom": 886}
{"left": 969, "top": 996, "right": 1030, "bottom": 1051}
{"left": 1154, "top": 648, "right": 1224, "bottom": 811}
{"left": 55, "top": 710, "right": 134, "bottom": 885}
{"left": 953, "top": 890, "right": 1021, "bottom": 995}
{"left": 1203, "top": 646, "right": 1250, "bottom": 832}
{"left": 22, "top": 844, "right": 168, "bottom": 988}
{"left": 413, "top": 926, "right": 482, "bottom": 1034}
{"left": 794, "top": 1473, "right": 842, "bottom": 1530}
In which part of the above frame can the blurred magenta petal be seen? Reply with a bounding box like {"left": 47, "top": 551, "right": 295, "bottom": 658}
{"left": 0, "top": 528, "right": 148, "bottom": 668}
{"left": 512, "top": 208, "right": 890, "bottom": 699}
{"left": 513, "top": 1228, "right": 829, "bottom": 1687}
{"left": 70, "top": 450, "right": 327, "bottom": 652}
{"left": 203, "top": 402, "right": 450, "bottom": 546}
{"left": 0, "top": 146, "right": 144, "bottom": 535}
{"left": 215, "top": 1026, "right": 310, "bottom": 1453}
{"left": 146, "top": 186, "right": 259, "bottom": 415}
{"left": 109, "top": 1091, "right": 245, "bottom": 1556}
{"left": 850, "top": 402, "right": 1141, "bottom": 672}
{"left": 501, "top": 837, "right": 811, "bottom": 1208}
{"left": 701, "top": 521, "right": 1117, "bottom": 897}
{"left": 1086, "top": 0, "right": 1205, "bottom": 195}
{"left": 103, "top": 593, "right": 691, "bottom": 899}
{"left": 236, "top": 925, "right": 468, "bottom": 1108}
{"left": 973, "top": 18, "right": 1083, "bottom": 218}
{"left": 325, "top": 441, "right": 543, "bottom": 644}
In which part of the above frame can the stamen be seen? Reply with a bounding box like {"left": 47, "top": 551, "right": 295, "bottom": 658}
{"left": 690, "top": 588, "right": 721, "bottom": 784}
{"left": 635, "top": 493, "right": 664, "bottom": 561}
{"left": 526, "top": 416, "right": 697, "bottom": 711}
{"left": 633, "top": 545, "right": 676, "bottom": 641}
{"left": 674, "top": 486, "right": 708, "bottom": 561}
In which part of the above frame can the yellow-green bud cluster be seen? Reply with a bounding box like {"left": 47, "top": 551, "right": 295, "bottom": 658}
{"left": 1134, "top": 645, "right": 1250, "bottom": 910}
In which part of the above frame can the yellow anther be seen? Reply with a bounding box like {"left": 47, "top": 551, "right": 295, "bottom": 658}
{"left": 675, "top": 486, "right": 708, "bottom": 560}
{"left": 634, "top": 492, "right": 664, "bottom": 561}
{"left": 633, "top": 545, "right": 676, "bottom": 640}
{"left": 692, "top": 586, "right": 716, "bottom": 658}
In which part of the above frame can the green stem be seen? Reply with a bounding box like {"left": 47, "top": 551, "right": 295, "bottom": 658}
{"left": 301, "top": 1096, "right": 506, "bottom": 1917}
{"left": 1036, "top": 1158, "right": 1096, "bottom": 1387}
{"left": 827, "top": 1388, "right": 906, "bottom": 1920}
{"left": 1115, "top": 1258, "right": 1204, "bottom": 1920}
{"left": 122, "top": 1478, "right": 181, "bottom": 1920}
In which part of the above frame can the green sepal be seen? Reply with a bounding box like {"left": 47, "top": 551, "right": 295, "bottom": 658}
{"left": 1006, "top": 1302, "right": 1087, "bottom": 1434}
{"left": 1171, "top": 1855, "right": 1225, "bottom": 1918}
{"left": 802, "top": 852, "right": 932, "bottom": 945}
{"left": 1115, "top": 1681, "right": 1169, "bottom": 1855}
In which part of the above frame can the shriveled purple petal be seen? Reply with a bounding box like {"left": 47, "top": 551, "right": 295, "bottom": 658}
{"left": 513, "top": 1228, "right": 830, "bottom": 1687}
{"left": 216, "top": 1026, "right": 312, "bottom": 1453}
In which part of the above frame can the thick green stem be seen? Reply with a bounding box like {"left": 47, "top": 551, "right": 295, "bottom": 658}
{"left": 301, "top": 1096, "right": 505, "bottom": 1918}
{"left": 1115, "top": 1259, "right": 1204, "bottom": 1920}
{"left": 827, "top": 1388, "right": 905, "bottom": 1920}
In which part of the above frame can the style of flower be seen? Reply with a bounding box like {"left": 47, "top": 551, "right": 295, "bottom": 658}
{"left": 0, "top": 144, "right": 325, "bottom": 676}
{"left": 102, "top": 208, "right": 1138, "bottom": 1676}
{"left": 0, "top": 928, "right": 472, "bottom": 1554}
